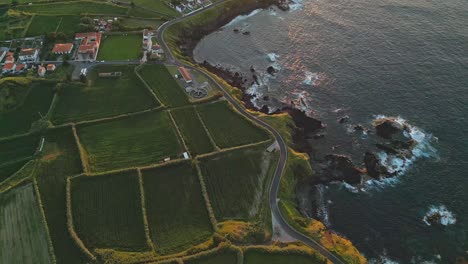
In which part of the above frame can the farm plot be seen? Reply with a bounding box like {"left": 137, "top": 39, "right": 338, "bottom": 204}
{"left": 26, "top": 15, "right": 80, "bottom": 37}
{"left": 52, "top": 65, "right": 157, "bottom": 124}
{"left": 0, "top": 133, "right": 39, "bottom": 165}
{"left": 0, "top": 159, "right": 29, "bottom": 183}
{"left": 139, "top": 64, "right": 189, "bottom": 107}
{"left": 0, "top": 184, "right": 52, "bottom": 264}
{"left": 196, "top": 101, "right": 270, "bottom": 148}
{"left": 0, "top": 81, "right": 55, "bottom": 138}
{"left": 243, "top": 249, "right": 326, "bottom": 264}
{"left": 184, "top": 249, "right": 238, "bottom": 264}
{"left": 34, "top": 127, "right": 87, "bottom": 264}
{"left": 199, "top": 145, "right": 274, "bottom": 220}
{"left": 171, "top": 107, "right": 214, "bottom": 155}
{"left": 71, "top": 171, "right": 149, "bottom": 250}
{"left": 77, "top": 110, "right": 183, "bottom": 172}
{"left": 130, "top": 0, "right": 178, "bottom": 17}
{"left": 142, "top": 162, "right": 212, "bottom": 255}
{"left": 13, "top": 1, "right": 129, "bottom": 16}
{"left": 97, "top": 34, "right": 142, "bottom": 60}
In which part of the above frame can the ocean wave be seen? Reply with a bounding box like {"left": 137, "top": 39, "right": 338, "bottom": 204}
{"left": 267, "top": 53, "right": 279, "bottom": 62}
{"left": 368, "top": 255, "right": 400, "bottom": 264}
{"left": 423, "top": 205, "right": 456, "bottom": 226}
{"left": 362, "top": 177, "right": 400, "bottom": 191}
{"left": 289, "top": 0, "right": 304, "bottom": 10}
{"left": 224, "top": 9, "right": 262, "bottom": 27}
{"left": 303, "top": 71, "right": 319, "bottom": 86}
{"left": 316, "top": 184, "right": 331, "bottom": 226}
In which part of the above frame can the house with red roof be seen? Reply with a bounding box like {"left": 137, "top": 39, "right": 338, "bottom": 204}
{"left": 4, "top": 55, "right": 14, "bottom": 64}
{"left": 38, "top": 66, "right": 46, "bottom": 77}
{"left": 75, "top": 32, "right": 102, "bottom": 61}
{"left": 178, "top": 66, "right": 192, "bottom": 83}
{"left": 52, "top": 43, "right": 74, "bottom": 54}
{"left": 14, "top": 63, "right": 27, "bottom": 73}
{"left": 2, "top": 63, "right": 16, "bottom": 74}
{"left": 19, "top": 48, "right": 39, "bottom": 62}
{"left": 47, "top": 64, "right": 56, "bottom": 71}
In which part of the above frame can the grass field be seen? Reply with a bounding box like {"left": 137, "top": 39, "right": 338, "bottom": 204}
{"left": 199, "top": 146, "right": 274, "bottom": 220}
{"left": 139, "top": 64, "right": 189, "bottom": 107}
{"left": 97, "top": 34, "right": 142, "bottom": 60}
{"left": 130, "top": 0, "right": 178, "bottom": 17}
{"left": 171, "top": 107, "right": 214, "bottom": 155}
{"left": 26, "top": 15, "right": 80, "bottom": 37}
{"left": 71, "top": 171, "right": 149, "bottom": 250}
{"left": 184, "top": 249, "right": 238, "bottom": 264}
{"left": 0, "top": 184, "right": 52, "bottom": 264}
{"left": 0, "top": 133, "right": 39, "bottom": 165}
{"left": 13, "top": 1, "right": 129, "bottom": 16}
{"left": 0, "top": 159, "right": 29, "bottom": 183}
{"left": 142, "top": 162, "right": 212, "bottom": 254}
{"left": 196, "top": 101, "right": 270, "bottom": 148}
{"left": 243, "top": 249, "right": 326, "bottom": 264}
{"left": 52, "top": 65, "right": 157, "bottom": 124}
{"left": 0, "top": 81, "right": 55, "bottom": 138}
{"left": 77, "top": 110, "right": 183, "bottom": 172}
{"left": 34, "top": 127, "right": 87, "bottom": 264}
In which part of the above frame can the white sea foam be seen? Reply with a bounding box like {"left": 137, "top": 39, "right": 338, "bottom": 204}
{"left": 368, "top": 255, "right": 400, "bottom": 264}
{"left": 303, "top": 71, "right": 319, "bottom": 86}
{"left": 267, "top": 53, "right": 279, "bottom": 62}
{"left": 316, "top": 185, "right": 331, "bottom": 226}
{"left": 341, "top": 182, "right": 359, "bottom": 193}
{"left": 289, "top": 0, "right": 304, "bottom": 10}
{"left": 423, "top": 205, "right": 456, "bottom": 226}
{"left": 225, "top": 9, "right": 262, "bottom": 27}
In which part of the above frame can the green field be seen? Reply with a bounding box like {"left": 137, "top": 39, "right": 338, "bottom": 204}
{"left": 71, "top": 171, "right": 149, "bottom": 250}
{"left": 77, "top": 110, "right": 183, "bottom": 172}
{"left": 13, "top": 1, "right": 129, "bottom": 16}
{"left": 52, "top": 65, "right": 157, "bottom": 124}
{"left": 171, "top": 107, "right": 214, "bottom": 155}
{"left": 130, "top": 0, "right": 178, "bottom": 17}
{"left": 244, "top": 249, "right": 326, "bottom": 264}
{"left": 34, "top": 127, "right": 87, "bottom": 264}
{"left": 139, "top": 64, "right": 189, "bottom": 107}
{"left": 199, "top": 146, "right": 274, "bottom": 220}
{"left": 0, "top": 81, "right": 55, "bottom": 138}
{"left": 196, "top": 101, "right": 270, "bottom": 148}
{"left": 142, "top": 162, "right": 212, "bottom": 254}
{"left": 26, "top": 15, "right": 80, "bottom": 37}
{"left": 97, "top": 34, "right": 142, "bottom": 60}
{"left": 0, "top": 133, "right": 39, "bottom": 165}
{"left": 0, "top": 159, "right": 29, "bottom": 183}
{"left": 0, "top": 184, "right": 53, "bottom": 264}
{"left": 184, "top": 249, "right": 238, "bottom": 264}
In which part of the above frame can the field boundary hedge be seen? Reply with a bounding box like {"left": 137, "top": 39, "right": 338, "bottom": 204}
{"left": 193, "top": 105, "right": 220, "bottom": 151}
{"left": 65, "top": 176, "right": 96, "bottom": 261}
{"left": 196, "top": 139, "right": 272, "bottom": 160}
{"left": 32, "top": 175, "right": 57, "bottom": 264}
{"left": 137, "top": 168, "right": 156, "bottom": 253}
{"left": 135, "top": 65, "right": 164, "bottom": 107}
{"left": 194, "top": 162, "right": 217, "bottom": 231}
{"left": 71, "top": 125, "right": 90, "bottom": 174}
{"left": 0, "top": 160, "right": 36, "bottom": 193}
{"left": 73, "top": 107, "right": 161, "bottom": 127}
{"left": 167, "top": 110, "right": 189, "bottom": 154}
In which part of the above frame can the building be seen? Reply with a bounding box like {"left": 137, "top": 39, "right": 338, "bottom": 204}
{"left": 178, "top": 66, "right": 192, "bottom": 83}
{"left": 47, "top": 64, "right": 56, "bottom": 71}
{"left": 2, "top": 63, "right": 16, "bottom": 74}
{"left": 75, "top": 32, "right": 102, "bottom": 61}
{"left": 0, "top": 50, "right": 6, "bottom": 63}
{"left": 14, "top": 63, "right": 27, "bottom": 73}
{"left": 19, "top": 48, "right": 39, "bottom": 62}
{"left": 4, "top": 54, "right": 14, "bottom": 64}
{"left": 52, "top": 43, "right": 74, "bottom": 54}
{"left": 38, "top": 66, "right": 46, "bottom": 77}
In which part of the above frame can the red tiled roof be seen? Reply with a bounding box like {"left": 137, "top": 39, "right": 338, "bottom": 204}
{"left": 15, "top": 63, "right": 26, "bottom": 71}
{"left": 19, "top": 48, "right": 37, "bottom": 56}
{"left": 38, "top": 66, "right": 46, "bottom": 75}
{"left": 5, "top": 56, "right": 14, "bottom": 63}
{"left": 47, "top": 64, "right": 55, "bottom": 71}
{"left": 178, "top": 67, "right": 192, "bottom": 82}
{"left": 7, "top": 52, "right": 14, "bottom": 57}
{"left": 52, "top": 43, "right": 73, "bottom": 53}
{"left": 3, "top": 63, "right": 15, "bottom": 70}
{"left": 75, "top": 32, "right": 102, "bottom": 54}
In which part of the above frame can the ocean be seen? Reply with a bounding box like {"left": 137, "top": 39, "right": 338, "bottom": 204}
{"left": 193, "top": 0, "right": 468, "bottom": 262}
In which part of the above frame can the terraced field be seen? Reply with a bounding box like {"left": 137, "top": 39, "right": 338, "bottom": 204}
{"left": 0, "top": 184, "right": 52, "bottom": 264}
{"left": 138, "top": 64, "right": 189, "bottom": 107}
{"left": 196, "top": 101, "right": 270, "bottom": 148}
{"left": 199, "top": 145, "right": 274, "bottom": 220}
{"left": 184, "top": 249, "right": 238, "bottom": 264}
{"left": 70, "top": 171, "right": 149, "bottom": 251}
{"left": 171, "top": 107, "right": 214, "bottom": 155}
{"left": 77, "top": 110, "right": 183, "bottom": 172}
{"left": 142, "top": 162, "right": 212, "bottom": 254}
{"left": 52, "top": 65, "right": 157, "bottom": 124}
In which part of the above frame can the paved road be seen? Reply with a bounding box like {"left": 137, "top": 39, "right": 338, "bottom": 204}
{"left": 157, "top": 4, "right": 346, "bottom": 264}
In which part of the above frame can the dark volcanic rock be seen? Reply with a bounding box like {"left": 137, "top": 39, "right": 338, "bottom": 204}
{"left": 318, "top": 154, "right": 363, "bottom": 184}
{"left": 233, "top": 28, "right": 240, "bottom": 33}
{"left": 339, "top": 115, "right": 350, "bottom": 124}
{"left": 374, "top": 118, "right": 405, "bottom": 139}
{"left": 364, "top": 152, "right": 388, "bottom": 179}
{"left": 313, "top": 133, "right": 325, "bottom": 139}
{"left": 425, "top": 212, "right": 442, "bottom": 225}
{"left": 267, "top": 66, "right": 277, "bottom": 76}
{"left": 354, "top": 124, "right": 364, "bottom": 131}
{"left": 242, "top": 31, "right": 251, "bottom": 35}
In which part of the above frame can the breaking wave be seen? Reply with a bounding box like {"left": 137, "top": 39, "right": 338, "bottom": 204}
{"left": 315, "top": 184, "right": 331, "bottom": 226}
{"left": 289, "top": 0, "right": 304, "bottom": 10}
{"left": 267, "top": 53, "right": 279, "bottom": 62}
{"left": 303, "top": 71, "right": 320, "bottom": 86}
{"left": 368, "top": 255, "right": 400, "bottom": 264}
{"left": 423, "top": 205, "right": 456, "bottom": 226}
{"left": 224, "top": 9, "right": 262, "bottom": 27}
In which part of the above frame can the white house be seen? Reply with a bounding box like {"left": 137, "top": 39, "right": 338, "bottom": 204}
{"left": 18, "top": 48, "right": 39, "bottom": 62}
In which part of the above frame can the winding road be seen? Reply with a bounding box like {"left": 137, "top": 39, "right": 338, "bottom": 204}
{"left": 157, "top": 3, "right": 346, "bottom": 264}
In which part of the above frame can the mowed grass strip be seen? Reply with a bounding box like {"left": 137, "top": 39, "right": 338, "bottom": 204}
{"left": 0, "top": 184, "right": 53, "bottom": 264}
{"left": 13, "top": 1, "right": 129, "bottom": 16}
{"left": 52, "top": 65, "right": 157, "bottom": 124}
{"left": 71, "top": 171, "right": 149, "bottom": 251}
{"left": 196, "top": 101, "right": 269, "bottom": 148}
{"left": 171, "top": 107, "right": 214, "bottom": 155}
{"left": 77, "top": 110, "right": 183, "bottom": 172}
{"left": 139, "top": 64, "right": 189, "bottom": 107}
{"left": 35, "top": 127, "right": 87, "bottom": 264}
{"left": 243, "top": 249, "right": 326, "bottom": 264}
{"left": 184, "top": 249, "right": 238, "bottom": 264}
{"left": 0, "top": 133, "right": 39, "bottom": 164}
{"left": 142, "top": 162, "right": 212, "bottom": 255}
{"left": 97, "top": 34, "right": 142, "bottom": 60}
{"left": 0, "top": 81, "right": 55, "bottom": 138}
{"left": 199, "top": 146, "right": 273, "bottom": 220}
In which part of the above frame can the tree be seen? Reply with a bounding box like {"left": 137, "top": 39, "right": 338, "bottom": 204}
{"left": 130, "top": 1, "right": 135, "bottom": 7}
{"left": 11, "top": 0, "right": 18, "bottom": 6}
{"left": 79, "top": 74, "right": 87, "bottom": 83}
